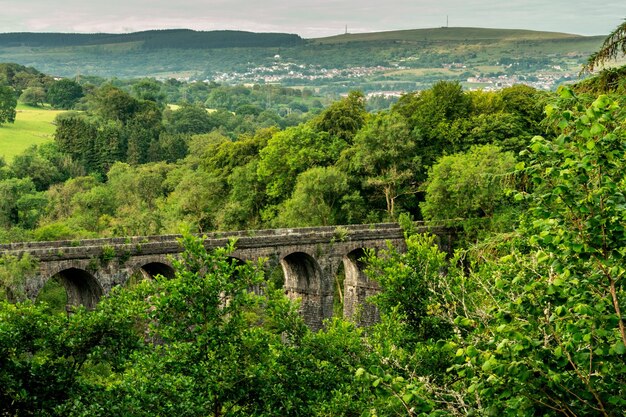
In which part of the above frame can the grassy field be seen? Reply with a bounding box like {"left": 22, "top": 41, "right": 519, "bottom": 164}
{"left": 0, "top": 104, "right": 65, "bottom": 162}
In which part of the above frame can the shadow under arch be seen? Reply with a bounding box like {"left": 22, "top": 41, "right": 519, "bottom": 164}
{"left": 126, "top": 261, "right": 176, "bottom": 287}
{"left": 46, "top": 267, "right": 103, "bottom": 311}
{"left": 226, "top": 256, "right": 246, "bottom": 270}
{"left": 281, "top": 252, "right": 326, "bottom": 330}
{"left": 138, "top": 262, "right": 176, "bottom": 281}
{"left": 343, "top": 248, "right": 379, "bottom": 326}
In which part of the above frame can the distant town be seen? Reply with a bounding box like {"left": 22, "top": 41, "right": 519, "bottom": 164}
{"left": 207, "top": 56, "right": 578, "bottom": 96}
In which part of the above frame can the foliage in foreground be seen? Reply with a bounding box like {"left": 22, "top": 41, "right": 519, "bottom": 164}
{"left": 352, "top": 90, "right": 626, "bottom": 416}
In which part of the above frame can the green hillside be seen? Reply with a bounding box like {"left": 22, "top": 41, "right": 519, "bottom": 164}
{"left": 312, "top": 26, "right": 590, "bottom": 44}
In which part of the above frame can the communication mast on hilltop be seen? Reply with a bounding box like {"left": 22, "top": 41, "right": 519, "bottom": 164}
{"left": 345, "top": 25, "right": 348, "bottom": 35}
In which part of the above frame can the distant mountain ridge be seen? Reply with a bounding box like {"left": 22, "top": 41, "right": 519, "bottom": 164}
{"left": 0, "top": 26, "right": 598, "bottom": 50}
{"left": 313, "top": 27, "right": 591, "bottom": 44}
{"left": 0, "top": 29, "right": 304, "bottom": 49}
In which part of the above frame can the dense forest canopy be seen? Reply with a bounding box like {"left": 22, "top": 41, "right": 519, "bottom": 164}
{"left": 0, "top": 62, "right": 549, "bottom": 241}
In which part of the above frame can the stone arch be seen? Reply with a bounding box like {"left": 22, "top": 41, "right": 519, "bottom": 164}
{"left": 343, "top": 248, "right": 379, "bottom": 326}
{"left": 226, "top": 256, "right": 245, "bottom": 268}
{"left": 138, "top": 262, "right": 176, "bottom": 280}
{"left": 281, "top": 252, "right": 327, "bottom": 330}
{"left": 50, "top": 267, "right": 103, "bottom": 311}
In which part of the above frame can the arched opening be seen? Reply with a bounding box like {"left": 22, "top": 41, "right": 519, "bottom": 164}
{"left": 265, "top": 257, "right": 285, "bottom": 290}
{"left": 343, "top": 248, "right": 379, "bottom": 326}
{"left": 128, "top": 262, "right": 176, "bottom": 286}
{"left": 141, "top": 262, "right": 176, "bottom": 280}
{"left": 35, "top": 277, "right": 67, "bottom": 315}
{"left": 281, "top": 252, "right": 326, "bottom": 330}
{"left": 41, "top": 268, "right": 103, "bottom": 312}
{"left": 225, "top": 256, "right": 246, "bottom": 276}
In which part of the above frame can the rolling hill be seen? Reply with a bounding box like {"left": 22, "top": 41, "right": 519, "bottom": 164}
{"left": 313, "top": 27, "right": 590, "bottom": 44}
{"left": 0, "top": 29, "right": 304, "bottom": 49}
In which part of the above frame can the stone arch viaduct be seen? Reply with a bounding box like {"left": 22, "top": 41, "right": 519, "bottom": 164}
{"left": 1, "top": 223, "right": 453, "bottom": 329}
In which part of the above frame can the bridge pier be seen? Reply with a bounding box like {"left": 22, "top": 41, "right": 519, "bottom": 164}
{"left": 343, "top": 248, "right": 380, "bottom": 327}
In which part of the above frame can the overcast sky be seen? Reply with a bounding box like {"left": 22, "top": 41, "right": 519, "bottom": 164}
{"left": 0, "top": 0, "right": 623, "bottom": 38}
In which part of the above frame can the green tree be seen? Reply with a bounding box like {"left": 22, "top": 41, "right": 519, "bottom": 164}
{"left": 131, "top": 78, "right": 166, "bottom": 105}
{"left": 107, "top": 162, "right": 172, "bottom": 236}
{"left": 47, "top": 79, "right": 83, "bottom": 109}
{"left": 217, "top": 160, "right": 267, "bottom": 231}
{"left": 341, "top": 111, "right": 418, "bottom": 219}
{"left": 368, "top": 233, "right": 449, "bottom": 339}
{"left": 54, "top": 114, "right": 99, "bottom": 173}
{"left": 354, "top": 233, "right": 457, "bottom": 415}
{"left": 0, "top": 85, "right": 17, "bottom": 125}
{"left": 165, "top": 103, "right": 215, "bottom": 134}
{"left": 312, "top": 90, "right": 367, "bottom": 143}
{"left": 91, "top": 84, "right": 139, "bottom": 122}
{"left": 394, "top": 81, "right": 472, "bottom": 168}
{"left": 161, "top": 169, "right": 226, "bottom": 233}
{"left": 10, "top": 145, "right": 63, "bottom": 191}
{"left": 0, "top": 177, "right": 46, "bottom": 228}
{"left": 421, "top": 144, "right": 517, "bottom": 238}
{"left": 42, "top": 175, "right": 100, "bottom": 225}
{"left": 0, "top": 253, "right": 38, "bottom": 302}
{"left": 257, "top": 124, "right": 346, "bottom": 205}
{"left": 456, "top": 91, "right": 626, "bottom": 415}
{"left": 95, "top": 120, "right": 127, "bottom": 173}
{"left": 0, "top": 298, "right": 142, "bottom": 416}
{"left": 19, "top": 86, "right": 46, "bottom": 107}
{"left": 75, "top": 235, "right": 308, "bottom": 416}
{"left": 583, "top": 19, "right": 626, "bottom": 73}
{"left": 275, "top": 166, "right": 356, "bottom": 227}
{"left": 154, "top": 132, "right": 189, "bottom": 163}
{"left": 70, "top": 184, "right": 117, "bottom": 234}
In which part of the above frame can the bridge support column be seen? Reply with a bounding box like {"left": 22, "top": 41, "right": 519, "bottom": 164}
{"left": 343, "top": 248, "right": 379, "bottom": 326}
{"left": 281, "top": 252, "right": 333, "bottom": 331}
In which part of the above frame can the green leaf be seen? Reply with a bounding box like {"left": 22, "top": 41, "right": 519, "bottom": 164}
{"left": 554, "top": 346, "right": 563, "bottom": 358}
{"left": 590, "top": 123, "right": 604, "bottom": 136}
{"left": 613, "top": 341, "right": 626, "bottom": 355}
{"left": 482, "top": 358, "right": 496, "bottom": 372}
{"left": 466, "top": 345, "right": 479, "bottom": 358}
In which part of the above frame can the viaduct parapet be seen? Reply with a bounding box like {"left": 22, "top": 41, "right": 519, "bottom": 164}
{"left": 1, "top": 223, "right": 453, "bottom": 329}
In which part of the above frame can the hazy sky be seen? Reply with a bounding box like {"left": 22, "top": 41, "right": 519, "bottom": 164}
{"left": 1, "top": 0, "right": 624, "bottom": 38}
